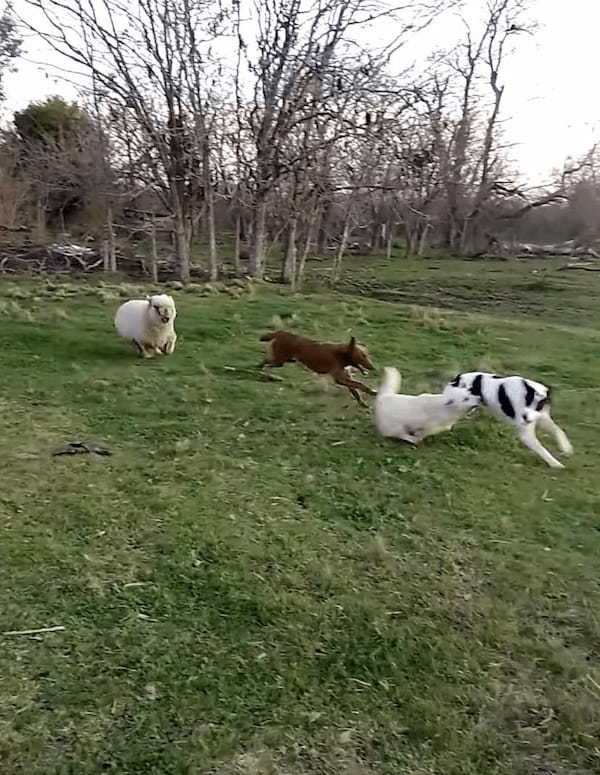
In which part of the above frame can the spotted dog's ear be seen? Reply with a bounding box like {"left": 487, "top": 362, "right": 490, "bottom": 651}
{"left": 450, "top": 374, "right": 462, "bottom": 387}
{"left": 536, "top": 384, "right": 551, "bottom": 411}
{"left": 146, "top": 295, "right": 152, "bottom": 306}
{"left": 522, "top": 378, "right": 536, "bottom": 406}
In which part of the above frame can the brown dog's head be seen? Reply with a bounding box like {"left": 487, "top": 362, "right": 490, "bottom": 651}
{"left": 346, "top": 336, "right": 374, "bottom": 375}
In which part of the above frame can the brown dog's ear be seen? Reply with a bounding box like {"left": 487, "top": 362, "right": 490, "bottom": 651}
{"left": 348, "top": 336, "right": 356, "bottom": 351}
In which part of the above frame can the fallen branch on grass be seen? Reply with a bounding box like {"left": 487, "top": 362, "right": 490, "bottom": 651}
{"left": 3, "top": 625, "right": 65, "bottom": 636}
{"left": 51, "top": 441, "right": 112, "bottom": 456}
{"left": 557, "top": 264, "right": 600, "bottom": 272}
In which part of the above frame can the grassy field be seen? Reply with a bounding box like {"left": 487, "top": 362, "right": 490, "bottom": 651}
{"left": 1, "top": 257, "right": 600, "bottom": 775}
{"left": 305, "top": 253, "right": 600, "bottom": 328}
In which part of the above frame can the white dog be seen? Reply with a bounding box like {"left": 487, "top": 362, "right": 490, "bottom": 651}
{"left": 115, "top": 294, "right": 177, "bottom": 358}
{"left": 447, "top": 371, "right": 573, "bottom": 468}
{"left": 375, "top": 367, "right": 480, "bottom": 444}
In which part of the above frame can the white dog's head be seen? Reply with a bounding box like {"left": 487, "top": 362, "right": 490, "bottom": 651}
{"left": 441, "top": 382, "right": 481, "bottom": 409}
{"left": 147, "top": 294, "right": 176, "bottom": 324}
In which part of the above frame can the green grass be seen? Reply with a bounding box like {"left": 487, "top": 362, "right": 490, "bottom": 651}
{"left": 304, "top": 253, "right": 600, "bottom": 328}
{"left": 1, "top": 261, "right": 600, "bottom": 775}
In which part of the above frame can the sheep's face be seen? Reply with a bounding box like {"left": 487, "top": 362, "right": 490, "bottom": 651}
{"left": 148, "top": 294, "right": 176, "bottom": 325}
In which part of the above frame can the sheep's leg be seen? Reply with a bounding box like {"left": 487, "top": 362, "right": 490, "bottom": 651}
{"left": 517, "top": 423, "right": 564, "bottom": 469}
{"left": 537, "top": 411, "right": 573, "bottom": 455}
{"left": 163, "top": 336, "right": 177, "bottom": 355}
{"left": 141, "top": 342, "right": 156, "bottom": 358}
{"left": 132, "top": 339, "right": 144, "bottom": 357}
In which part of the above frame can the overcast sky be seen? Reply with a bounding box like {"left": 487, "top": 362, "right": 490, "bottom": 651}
{"left": 3, "top": 0, "right": 598, "bottom": 186}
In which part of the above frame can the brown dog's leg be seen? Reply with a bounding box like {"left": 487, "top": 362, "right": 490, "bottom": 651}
{"left": 259, "top": 338, "right": 285, "bottom": 380}
{"left": 260, "top": 361, "right": 284, "bottom": 381}
{"left": 333, "top": 371, "right": 375, "bottom": 407}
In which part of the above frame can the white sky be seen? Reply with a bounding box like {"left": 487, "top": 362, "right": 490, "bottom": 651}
{"left": 2, "top": 0, "right": 599, "bottom": 186}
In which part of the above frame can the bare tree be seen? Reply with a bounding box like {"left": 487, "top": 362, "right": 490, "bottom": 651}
{"left": 16, "top": 0, "right": 591, "bottom": 274}
{"left": 0, "top": 133, "right": 30, "bottom": 228}
{"left": 236, "top": 0, "right": 454, "bottom": 278}
{"left": 427, "top": 0, "right": 561, "bottom": 255}
{"left": 0, "top": 3, "right": 21, "bottom": 104}
{"left": 22, "top": 0, "right": 229, "bottom": 282}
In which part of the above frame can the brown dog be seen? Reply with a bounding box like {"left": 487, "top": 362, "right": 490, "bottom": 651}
{"left": 259, "top": 330, "right": 376, "bottom": 406}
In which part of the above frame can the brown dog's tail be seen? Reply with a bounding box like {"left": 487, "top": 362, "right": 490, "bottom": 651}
{"left": 260, "top": 332, "right": 277, "bottom": 342}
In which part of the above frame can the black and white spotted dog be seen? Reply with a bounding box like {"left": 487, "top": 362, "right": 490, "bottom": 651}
{"left": 447, "top": 372, "right": 573, "bottom": 469}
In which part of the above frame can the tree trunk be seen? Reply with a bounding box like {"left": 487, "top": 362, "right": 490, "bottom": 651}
{"left": 150, "top": 216, "right": 159, "bottom": 283}
{"left": 173, "top": 202, "right": 191, "bottom": 283}
{"left": 385, "top": 224, "right": 394, "bottom": 260}
{"left": 203, "top": 143, "right": 218, "bottom": 281}
{"left": 418, "top": 222, "right": 432, "bottom": 257}
{"left": 410, "top": 231, "right": 419, "bottom": 255}
{"left": 332, "top": 214, "right": 351, "bottom": 282}
{"left": 106, "top": 203, "right": 117, "bottom": 272}
{"left": 249, "top": 197, "right": 267, "bottom": 278}
{"left": 234, "top": 212, "right": 242, "bottom": 274}
{"left": 282, "top": 215, "right": 298, "bottom": 285}
{"left": 102, "top": 239, "right": 110, "bottom": 272}
{"left": 369, "top": 221, "right": 380, "bottom": 252}
{"left": 295, "top": 208, "right": 319, "bottom": 289}
{"left": 404, "top": 220, "right": 418, "bottom": 257}
{"left": 449, "top": 219, "right": 462, "bottom": 254}
{"left": 316, "top": 202, "right": 330, "bottom": 254}
{"left": 205, "top": 189, "right": 218, "bottom": 281}
{"left": 34, "top": 196, "right": 46, "bottom": 242}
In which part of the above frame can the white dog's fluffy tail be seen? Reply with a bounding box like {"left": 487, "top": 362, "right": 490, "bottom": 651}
{"left": 378, "top": 367, "right": 401, "bottom": 396}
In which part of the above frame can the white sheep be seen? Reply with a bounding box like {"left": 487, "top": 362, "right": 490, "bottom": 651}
{"left": 114, "top": 294, "right": 177, "bottom": 358}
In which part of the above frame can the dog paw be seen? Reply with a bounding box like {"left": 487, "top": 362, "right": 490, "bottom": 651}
{"left": 548, "top": 460, "right": 565, "bottom": 469}
{"left": 561, "top": 442, "right": 574, "bottom": 456}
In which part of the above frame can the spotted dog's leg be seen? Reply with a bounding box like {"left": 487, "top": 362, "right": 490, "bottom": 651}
{"left": 517, "top": 422, "right": 564, "bottom": 468}
{"left": 537, "top": 411, "right": 573, "bottom": 455}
